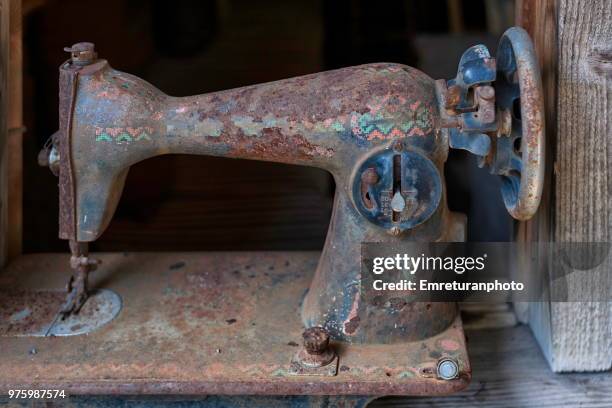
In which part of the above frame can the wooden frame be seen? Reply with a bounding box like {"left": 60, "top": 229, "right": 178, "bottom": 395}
{"left": 0, "top": 0, "right": 22, "bottom": 267}
{"left": 516, "top": 0, "right": 612, "bottom": 372}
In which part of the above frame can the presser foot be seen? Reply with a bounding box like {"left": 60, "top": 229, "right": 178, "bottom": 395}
{"left": 60, "top": 242, "right": 100, "bottom": 317}
{"left": 59, "top": 274, "right": 89, "bottom": 317}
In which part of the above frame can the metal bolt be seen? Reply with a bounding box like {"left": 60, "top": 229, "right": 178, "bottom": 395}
{"left": 499, "top": 109, "right": 513, "bottom": 137}
{"left": 64, "top": 42, "right": 97, "bottom": 66}
{"left": 303, "top": 327, "right": 330, "bottom": 355}
{"left": 361, "top": 167, "right": 379, "bottom": 185}
{"left": 437, "top": 357, "right": 459, "bottom": 380}
{"left": 477, "top": 85, "right": 495, "bottom": 101}
{"left": 297, "top": 327, "right": 335, "bottom": 368}
{"left": 393, "top": 140, "right": 403, "bottom": 152}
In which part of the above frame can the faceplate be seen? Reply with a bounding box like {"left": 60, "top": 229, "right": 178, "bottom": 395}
{"left": 352, "top": 147, "right": 442, "bottom": 232}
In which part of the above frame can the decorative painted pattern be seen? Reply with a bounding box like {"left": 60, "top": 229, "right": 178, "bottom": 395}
{"left": 350, "top": 100, "right": 433, "bottom": 141}
{"left": 93, "top": 97, "right": 433, "bottom": 145}
{"left": 273, "top": 99, "right": 433, "bottom": 142}
{"left": 214, "top": 363, "right": 421, "bottom": 379}
{"left": 95, "top": 126, "right": 154, "bottom": 144}
{"left": 294, "top": 96, "right": 434, "bottom": 142}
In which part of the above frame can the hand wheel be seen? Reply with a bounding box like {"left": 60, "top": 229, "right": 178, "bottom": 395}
{"left": 493, "top": 27, "right": 545, "bottom": 220}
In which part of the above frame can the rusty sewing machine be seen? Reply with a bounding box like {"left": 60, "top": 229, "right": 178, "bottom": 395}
{"left": 38, "top": 27, "right": 544, "bottom": 396}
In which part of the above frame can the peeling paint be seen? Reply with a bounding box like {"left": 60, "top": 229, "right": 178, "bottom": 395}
{"left": 197, "top": 118, "right": 224, "bottom": 137}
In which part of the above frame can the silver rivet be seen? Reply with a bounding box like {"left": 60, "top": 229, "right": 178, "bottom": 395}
{"left": 437, "top": 358, "right": 459, "bottom": 380}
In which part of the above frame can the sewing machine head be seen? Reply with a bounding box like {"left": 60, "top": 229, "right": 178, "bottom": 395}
{"left": 42, "top": 28, "right": 544, "bottom": 345}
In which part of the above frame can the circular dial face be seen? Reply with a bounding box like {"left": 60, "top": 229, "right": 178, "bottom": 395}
{"left": 352, "top": 148, "right": 442, "bottom": 231}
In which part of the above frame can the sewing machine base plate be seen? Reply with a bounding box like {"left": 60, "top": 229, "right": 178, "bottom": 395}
{"left": 0, "top": 252, "right": 470, "bottom": 396}
{"left": 1, "top": 289, "right": 122, "bottom": 337}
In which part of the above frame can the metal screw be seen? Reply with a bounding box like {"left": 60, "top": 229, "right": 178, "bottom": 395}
{"left": 361, "top": 167, "right": 379, "bottom": 185}
{"left": 437, "top": 357, "right": 459, "bottom": 380}
{"left": 64, "top": 42, "right": 97, "bottom": 66}
{"left": 393, "top": 140, "right": 404, "bottom": 152}
{"left": 389, "top": 226, "right": 402, "bottom": 236}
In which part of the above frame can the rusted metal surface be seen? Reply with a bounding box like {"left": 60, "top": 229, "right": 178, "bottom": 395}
{"left": 0, "top": 252, "right": 471, "bottom": 396}
{"left": 493, "top": 27, "right": 545, "bottom": 220}
{"left": 46, "top": 43, "right": 463, "bottom": 344}
{"left": 0, "top": 289, "right": 121, "bottom": 337}
{"left": 0, "top": 290, "right": 64, "bottom": 336}
{"left": 60, "top": 55, "right": 445, "bottom": 243}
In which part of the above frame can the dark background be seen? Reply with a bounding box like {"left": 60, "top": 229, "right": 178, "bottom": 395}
{"left": 21, "top": 0, "right": 514, "bottom": 253}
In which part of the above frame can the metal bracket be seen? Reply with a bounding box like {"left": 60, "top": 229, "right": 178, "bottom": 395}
{"left": 443, "top": 44, "right": 497, "bottom": 159}
{"left": 443, "top": 27, "right": 545, "bottom": 221}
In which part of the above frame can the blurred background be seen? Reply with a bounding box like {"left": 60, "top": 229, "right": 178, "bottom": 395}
{"left": 21, "top": 0, "right": 515, "bottom": 253}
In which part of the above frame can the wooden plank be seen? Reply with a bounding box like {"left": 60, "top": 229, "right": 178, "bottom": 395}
{"left": 484, "top": 0, "right": 515, "bottom": 35}
{"left": 372, "top": 325, "right": 612, "bottom": 407}
{"left": 6, "top": 0, "right": 21, "bottom": 260}
{"left": 446, "top": 0, "right": 464, "bottom": 33}
{"left": 516, "top": 0, "right": 612, "bottom": 372}
{"left": 513, "top": 0, "right": 557, "bottom": 364}
{"left": 0, "top": 0, "right": 9, "bottom": 267}
{"left": 0, "top": 0, "right": 20, "bottom": 267}
{"left": 550, "top": 0, "right": 612, "bottom": 372}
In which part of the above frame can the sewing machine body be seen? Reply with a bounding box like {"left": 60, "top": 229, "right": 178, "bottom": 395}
{"left": 59, "top": 57, "right": 465, "bottom": 343}
{"left": 30, "top": 26, "right": 544, "bottom": 395}
{"left": 63, "top": 62, "right": 443, "bottom": 242}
